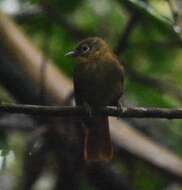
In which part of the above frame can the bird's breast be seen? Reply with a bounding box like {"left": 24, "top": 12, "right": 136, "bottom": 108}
{"left": 75, "top": 61, "right": 123, "bottom": 106}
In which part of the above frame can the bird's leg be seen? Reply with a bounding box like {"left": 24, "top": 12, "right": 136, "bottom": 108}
{"left": 83, "top": 102, "right": 93, "bottom": 118}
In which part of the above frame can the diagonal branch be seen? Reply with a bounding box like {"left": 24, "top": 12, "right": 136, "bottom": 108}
{"left": 166, "top": 0, "right": 182, "bottom": 36}
{"left": 115, "top": 13, "right": 139, "bottom": 54}
{"left": 114, "top": 3, "right": 182, "bottom": 102}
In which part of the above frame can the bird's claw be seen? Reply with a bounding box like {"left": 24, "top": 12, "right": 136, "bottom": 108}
{"left": 117, "top": 101, "right": 123, "bottom": 112}
{"left": 117, "top": 101, "right": 127, "bottom": 118}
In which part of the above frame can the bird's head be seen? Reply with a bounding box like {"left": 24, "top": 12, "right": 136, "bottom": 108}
{"left": 65, "top": 37, "right": 111, "bottom": 62}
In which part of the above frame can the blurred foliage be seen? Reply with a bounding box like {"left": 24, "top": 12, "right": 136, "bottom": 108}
{"left": 0, "top": 85, "right": 15, "bottom": 170}
{"left": 22, "top": 0, "right": 84, "bottom": 14}
{"left": 0, "top": 0, "right": 182, "bottom": 190}
{"left": 16, "top": 0, "right": 182, "bottom": 189}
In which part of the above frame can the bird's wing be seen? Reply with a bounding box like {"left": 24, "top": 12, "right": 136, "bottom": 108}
{"left": 73, "top": 66, "right": 84, "bottom": 105}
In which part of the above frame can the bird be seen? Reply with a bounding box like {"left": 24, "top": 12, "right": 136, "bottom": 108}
{"left": 65, "top": 37, "right": 124, "bottom": 161}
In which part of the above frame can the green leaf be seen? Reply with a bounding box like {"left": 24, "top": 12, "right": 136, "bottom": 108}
{"left": 118, "top": 0, "right": 181, "bottom": 40}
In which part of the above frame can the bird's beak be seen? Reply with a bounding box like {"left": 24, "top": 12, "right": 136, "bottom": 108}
{"left": 65, "top": 51, "right": 77, "bottom": 57}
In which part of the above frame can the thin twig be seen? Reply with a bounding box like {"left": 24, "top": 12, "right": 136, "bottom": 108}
{"left": 115, "top": 13, "right": 139, "bottom": 54}
{"left": 0, "top": 103, "right": 182, "bottom": 119}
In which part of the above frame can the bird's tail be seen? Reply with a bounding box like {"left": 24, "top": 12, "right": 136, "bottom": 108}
{"left": 84, "top": 116, "right": 113, "bottom": 161}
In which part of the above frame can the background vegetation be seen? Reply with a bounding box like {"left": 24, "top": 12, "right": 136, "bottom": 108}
{"left": 0, "top": 0, "right": 182, "bottom": 190}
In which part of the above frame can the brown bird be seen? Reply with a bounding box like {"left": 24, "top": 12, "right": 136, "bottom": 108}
{"left": 66, "top": 37, "right": 124, "bottom": 161}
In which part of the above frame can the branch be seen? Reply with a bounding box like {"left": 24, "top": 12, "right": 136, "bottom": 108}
{"left": 115, "top": 13, "right": 139, "bottom": 54}
{"left": 167, "top": 0, "right": 178, "bottom": 23}
{"left": 110, "top": 118, "right": 182, "bottom": 182}
{"left": 166, "top": 0, "right": 182, "bottom": 36}
{"left": 0, "top": 103, "right": 182, "bottom": 119}
{"left": 0, "top": 11, "right": 73, "bottom": 104}
{"left": 119, "top": 0, "right": 182, "bottom": 41}
{"left": 114, "top": 4, "right": 182, "bottom": 102}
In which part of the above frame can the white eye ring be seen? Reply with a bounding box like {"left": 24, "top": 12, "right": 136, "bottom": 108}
{"left": 81, "top": 44, "right": 90, "bottom": 53}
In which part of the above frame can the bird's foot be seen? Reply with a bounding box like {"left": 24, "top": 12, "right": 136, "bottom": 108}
{"left": 117, "top": 101, "right": 123, "bottom": 112}
{"left": 117, "top": 101, "right": 127, "bottom": 118}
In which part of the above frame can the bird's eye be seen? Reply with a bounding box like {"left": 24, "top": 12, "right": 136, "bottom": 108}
{"left": 81, "top": 44, "right": 90, "bottom": 53}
